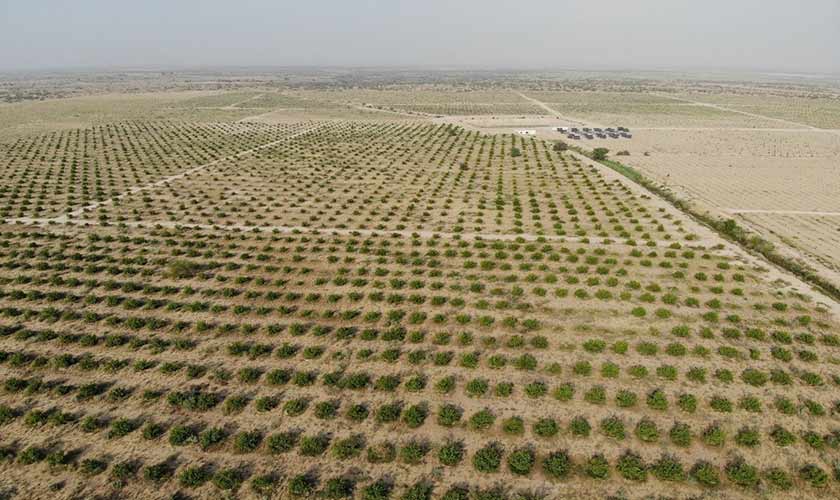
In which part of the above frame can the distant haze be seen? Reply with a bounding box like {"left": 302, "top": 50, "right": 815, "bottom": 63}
{"left": 2, "top": 0, "right": 838, "bottom": 74}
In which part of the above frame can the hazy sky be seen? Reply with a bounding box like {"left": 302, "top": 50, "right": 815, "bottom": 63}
{"left": 1, "top": 0, "right": 838, "bottom": 73}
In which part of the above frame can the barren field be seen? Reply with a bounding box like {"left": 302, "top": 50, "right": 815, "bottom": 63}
{"left": 295, "top": 90, "right": 549, "bottom": 117}
{"left": 1, "top": 79, "right": 840, "bottom": 500}
{"left": 0, "top": 92, "right": 266, "bottom": 143}
{"left": 566, "top": 124, "right": 840, "bottom": 286}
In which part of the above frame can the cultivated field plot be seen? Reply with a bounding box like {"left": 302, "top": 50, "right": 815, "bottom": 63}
{"left": 572, "top": 128, "right": 840, "bottom": 282}
{"left": 521, "top": 91, "right": 796, "bottom": 128}
{"left": 0, "top": 121, "right": 318, "bottom": 220}
{"left": 1, "top": 117, "right": 840, "bottom": 500}
{"left": 673, "top": 94, "right": 840, "bottom": 130}
{"left": 59, "top": 123, "right": 689, "bottom": 243}
{"left": 175, "top": 92, "right": 269, "bottom": 109}
{"left": 0, "top": 92, "right": 276, "bottom": 143}
{"left": 296, "top": 90, "right": 549, "bottom": 116}
{"left": 176, "top": 92, "right": 317, "bottom": 111}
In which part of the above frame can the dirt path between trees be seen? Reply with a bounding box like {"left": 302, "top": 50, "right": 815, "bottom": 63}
{"left": 515, "top": 92, "right": 596, "bottom": 127}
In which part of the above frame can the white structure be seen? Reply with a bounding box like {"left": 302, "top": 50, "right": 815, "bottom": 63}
{"left": 515, "top": 129, "right": 537, "bottom": 136}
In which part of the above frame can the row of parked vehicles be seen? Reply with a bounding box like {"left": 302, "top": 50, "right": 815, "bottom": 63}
{"left": 556, "top": 126, "right": 632, "bottom": 140}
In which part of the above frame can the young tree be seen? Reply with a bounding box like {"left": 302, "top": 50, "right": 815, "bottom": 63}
{"left": 593, "top": 148, "right": 609, "bottom": 160}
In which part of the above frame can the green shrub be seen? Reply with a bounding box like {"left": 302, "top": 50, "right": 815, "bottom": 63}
{"left": 299, "top": 434, "right": 331, "bottom": 456}
{"left": 251, "top": 473, "right": 279, "bottom": 496}
{"left": 802, "top": 431, "right": 825, "bottom": 450}
{"left": 741, "top": 368, "right": 768, "bottom": 387}
{"left": 635, "top": 418, "right": 660, "bottom": 442}
{"left": 437, "top": 404, "right": 462, "bottom": 427}
{"left": 323, "top": 476, "right": 356, "bottom": 499}
{"left": 141, "top": 421, "right": 165, "bottom": 440}
{"left": 507, "top": 447, "right": 535, "bottom": 475}
{"left": 469, "top": 409, "right": 496, "bottom": 431}
{"left": 315, "top": 400, "right": 340, "bottom": 419}
{"left": 199, "top": 426, "right": 228, "bottom": 450}
{"left": 108, "top": 418, "right": 139, "bottom": 439}
{"left": 168, "top": 424, "right": 198, "bottom": 446}
{"left": 524, "top": 380, "right": 547, "bottom": 398}
{"left": 18, "top": 446, "right": 47, "bottom": 465}
{"left": 402, "top": 403, "right": 428, "bottom": 428}
{"left": 109, "top": 460, "right": 137, "bottom": 488}
{"left": 583, "top": 339, "right": 606, "bottom": 353}
{"left": 709, "top": 396, "right": 732, "bottom": 413}
{"left": 441, "top": 486, "right": 470, "bottom": 500}
{"left": 573, "top": 360, "right": 592, "bottom": 376}
{"left": 399, "top": 440, "right": 429, "bottom": 465}
{"left": 657, "top": 364, "right": 678, "bottom": 379}
{"left": 600, "top": 362, "right": 620, "bottom": 378}
{"left": 346, "top": 403, "right": 369, "bottom": 422}
{"left": 646, "top": 389, "right": 668, "bottom": 410}
{"left": 502, "top": 416, "right": 524, "bottom": 435}
{"left": 600, "top": 416, "right": 625, "bottom": 440}
{"left": 362, "top": 478, "right": 393, "bottom": 500}
{"left": 401, "top": 481, "right": 433, "bottom": 500}
{"left": 438, "top": 440, "right": 465, "bottom": 466}
{"left": 533, "top": 418, "right": 558, "bottom": 438}
{"left": 79, "top": 458, "right": 108, "bottom": 476}
{"left": 702, "top": 424, "right": 726, "bottom": 447}
{"left": 472, "top": 486, "right": 507, "bottom": 500}
{"left": 375, "top": 402, "right": 402, "bottom": 423}
{"left": 542, "top": 450, "right": 572, "bottom": 479}
{"left": 800, "top": 464, "right": 828, "bottom": 488}
{"left": 764, "top": 467, "right": 792, "bottom": 491}
{"left": 804, "top": 399, "right": 825, "bottom": 416}
{"left": 466, "top": 378, "right": 489, "bottom": 396}
{"left": 366, "top": 442, "right": 396, "bottom": 464}
{"left": 669, "top": 422, "right": 692, "bottom": 447}
{"left": 734, "top": 427, "right": 760, "bottom": 447}
{"left": 584, "top": 454, "right": 610, "bottom": 479}
{"left": 234, "top": 430, "right": 263, "bottom": 453}
{"left": 179, "top": 465, "right": 212, "bottom": 488}
{"left": 615, "top": 390, "right": 637, "bottom": 408}
{"left": 222, "top": 395, "right": 249, "bottom": 415}
{"left": 284, "top": 397, "right": 309, "bottom": 416}
{"left": 332, "top": 434, "right": 365, "bottom": 460}
{"left": 584, "top": 385, "right": 606, "bottom": 404}
{"left": 143, "top": 461, "right": 173, "bottom": 483}
{"left": 494, "top": 382, "right": 514, "bottom": 397}
{"left": 0, "top": 405, "right": 18, "bottom": 426}
{"left": 288, "top": 473, "right": 316, "bottom": 497}
{"left": 686, "top": 367, "right": 706, "bottom": 383}
{"left": 473, "top": 442, "right": 503, "bottom": 473}
{"left": 616, "top": 451, "right": 647, "bottom": 482}
{"left": 725, "top": 458, "right": 759, "bottom": 488}
{"left": 652, "top": 454, "right": 684, "bottom": 482}
{"left": 769, "top": 426, "right": 795, "bottom": 447}
{"left": 738, "top": 396, "right": 762, "bottom": 413}
{"left": 552, "top": 383, "right": 574, "bottom": 401}
{"left": 690, "top": 461, "right": 720, "bottom": 487}
{"left": 569, "top": 416, "right": 591, "bottom": 437}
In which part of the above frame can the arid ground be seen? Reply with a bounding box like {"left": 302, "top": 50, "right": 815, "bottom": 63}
{"left": 0, "top": 70, "right": 839, "bottom": 500}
